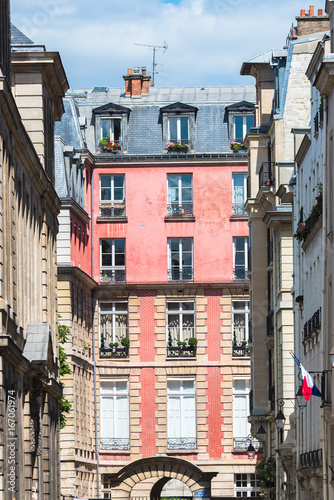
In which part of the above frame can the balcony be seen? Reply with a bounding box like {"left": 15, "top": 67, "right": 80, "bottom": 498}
{"left": 100, "top": 269, "right": 126, "bottom": 283}
{"left": 233, "top": 437, "right": 263, "bottom": 451}
{"left": 303, "top": 308, "right": 321, "bottom": 341}
{"left": 233, "top": 267, "right": 248, "bottom": 280}
{"left": 99, "top": 346, "right": 129, "bottom": 359}
{"left": 266, "top": 310, "right": 274, "bottom": 336}
{"left": 167, "top": 437, "right": 197, "bottom": 450}
{"left": 167, "top": 345, "right": 196, "bottom": 358}
{"left": 167, "top": 203, "right": 193, "bottom": 217}
{"left": 168, "top": 268, "right": 194, "bottom": 282}
{"left": 259, "top": 162, "right": 275, "bottom": 190}
{"left": 99, "top": 202, "right": 125, "bottom": 218}
{"left": 232, "top": 201, "right": 247, "bottom": 215}
{"left": 100, "top": 438, "right": 130, "bottom": 450}
{"left": 300, "top": 449, "right": 322, "bottom": 469}
{"left": 232, "top": 344, "right": 250, "bottom": 357}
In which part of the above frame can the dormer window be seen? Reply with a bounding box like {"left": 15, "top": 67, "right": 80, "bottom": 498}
{"left": 226, "top": 101, "right": 255, "bottom": 144}
{"left": 161, "top": 102, "right": 198, "bottom": 152}
{"left": 93, "top": 102, "right": 130, "bottom": 153}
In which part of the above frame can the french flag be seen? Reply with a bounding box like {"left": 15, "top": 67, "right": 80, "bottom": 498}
{"left": 291, "top": 352, "right": 321, "bottom": 401}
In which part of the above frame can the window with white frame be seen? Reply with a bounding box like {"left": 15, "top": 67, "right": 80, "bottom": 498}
{"left": 233, "top": 379, "right": 251, "bottom": 450}
{"left": 100, "top": 239, "right": 125, "bottom": 282}
{"left": 232, "top": 173, "right": 247, "bottom": 215}
{"left": 168, "top": 238, "right": 193, "bottom": 281}
{"left": 167, "top": 378, "right": 196, "bottom": 450}
{"left": 167, "top": 301, "right": 195, "bottom": 347}
{"left": 232, "top": 301, "right": 249, "bottom": 356}
{"left": 100, "top": 380, "right": 129, "bottom": 450}
{"left": 234, "top": 474, "right": 260, "bottom": 497}
{"left": 234, "top": 115, "right": 254, "bottom": 143}
{"left": 99, "top": 302, "right": 128, "bottom": 349}
{"left": 101, "top": 117, "right": 122, "bottom": 146}
{"left": 168, "top": 116, "right": 189, "bottom": 144}
{"left": 99, "top": 174, "right": 125, "bottom": 217}
{"left": 167, "top": 173, "right": 193, "bottom": 215}
{"left": 233, "top": 237, "right": 248, "bottom": 280}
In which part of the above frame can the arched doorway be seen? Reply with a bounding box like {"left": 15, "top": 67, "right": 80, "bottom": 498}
{"left": 105, "top": 456, "right": 218, "bottom": 500}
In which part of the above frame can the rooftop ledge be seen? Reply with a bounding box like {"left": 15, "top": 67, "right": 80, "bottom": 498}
{"left": 94, "top": 152, "right": 248, "bottom": 162}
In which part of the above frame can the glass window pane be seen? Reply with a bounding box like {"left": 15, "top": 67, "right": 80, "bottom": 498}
{"left": 181, "top": 174, "right": 192, "bottom": 187}
{"left": 235, "top": 237, "right": 245, "bottom": 251}
{"left": 113, "top": 119, "right": 121, "bottom": 141}
{"left": 169, "top": 118, "right": 178, "bottom": 142}
{"left": 101, "top": 188, "right": 111, "bottom": 201}
{"left": 167, "top": 302, "right": 180, "bottom": 311}
{"left": 169, "top": 239, "right": 179, "bottom": 252}
{"left": 102, "top": 239, "right": 112, "bottom": 254}
{"left": 168, "top": 175, "right": 178, "bottom": 188}
{"left": 233, "top": 302, "right": 246, "bottom": 310}
{"left": 182, "top": 238, "right": 192, "bottom": 252}
{"left": 114, "top": 175, "right": 124, "bottom": 188}
{"left": 235, "top": 116, "right": 243, "bottom": 141}
{"left": 101, "top": 176, "right": 111, "bottom": 188}
{"left": 101, "top": 119, "right": 110, "bottom": 138}
{"left": 171, "top": 252, "right": 180, "bottom": 266}
{"left": 233, "top": 174, "right": 244, "bottom": 187}
{"left": 115, "top": 240, "right": 125, "bottom": 252}
{"left": 180, "top": 117, "right": 189, "bottom": 142}
{"left": 115, "top": 303, "right": 127, "bottom": 312}
{"left": 114, "top": 188, "right": 124, "bottom": 201}
{"left": 246, "top": 115, "right": 254, "bottom": 132}
{"left": 182, "top": 380, "right": 195, "bottom": 393}
{"left": 182, "top": 302, "right": 194, "bottom": 311}
{"left": 168, "top": 380, "right": 181, "bottom": 393}
{"left": 182, "top": 187, "right": 192, "bottom": 202}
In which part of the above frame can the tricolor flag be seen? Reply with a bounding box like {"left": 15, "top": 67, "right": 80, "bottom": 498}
{"left": 290, "top": 352, "right": 321, "bottom": 401}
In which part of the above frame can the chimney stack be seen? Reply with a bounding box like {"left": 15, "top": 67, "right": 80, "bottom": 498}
{"left": 295, "top": 5, "right": 329, "bottom": 38}
{"left": 123, "top": 66, "right": 151, "bottom": 98}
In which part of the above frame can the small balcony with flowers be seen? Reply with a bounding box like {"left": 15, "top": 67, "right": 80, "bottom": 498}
{"left": 99, "top": 306, "right": 129, "bottom": 359}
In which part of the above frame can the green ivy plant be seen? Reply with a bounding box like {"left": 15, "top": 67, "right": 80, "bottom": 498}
{"left": 58, "top": 320, "right": 72, "bottom": 429}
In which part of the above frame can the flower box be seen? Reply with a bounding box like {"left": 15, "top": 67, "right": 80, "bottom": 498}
{"left": 167, "top": 143, "right": 189, "bottom": 153}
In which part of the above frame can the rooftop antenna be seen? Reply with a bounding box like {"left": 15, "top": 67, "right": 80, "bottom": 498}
{"left": 134, "top": 42, "right": 168, "bottom": 86}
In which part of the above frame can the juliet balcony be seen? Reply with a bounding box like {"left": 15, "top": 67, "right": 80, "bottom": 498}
{"left": 99, "top": 202, "right": 125, "bottom": 218}
{"left": 100, "top": 269, "right": 126, "bottom": 284}
{"left": 167, "top": 437, "right": 197, "bottom": 450}
{"left": 168, "top": 268, "right": 194, "bottom": 282}
{"left": 167, "top": 203, "right": 193, "bottom": 217}
{"left": 100, "top": 438, "right": 130, "bottom": 450}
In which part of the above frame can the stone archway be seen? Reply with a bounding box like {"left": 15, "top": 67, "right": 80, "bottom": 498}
{"left": 106, "top": 456, "right": 218, "bottom": 499}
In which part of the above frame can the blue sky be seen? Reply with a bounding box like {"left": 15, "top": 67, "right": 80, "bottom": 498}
{"left": 10, "top": 0, "right": 327, "bottom": 89}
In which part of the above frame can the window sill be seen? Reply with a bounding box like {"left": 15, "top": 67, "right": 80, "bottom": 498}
{"left": 230, "top": 214, "right": 247, "bottom": 221}
{"left": 96, "top": 216, "right": 128, "bottom": 223}
{"left": 165, "top": 215, "right": 195, "bottom": 223}
{"left": 166, "top": 449, "right": 198, "bottom": 455}
{"left": 99, "top": 449, "right": 131, "bottom": 455}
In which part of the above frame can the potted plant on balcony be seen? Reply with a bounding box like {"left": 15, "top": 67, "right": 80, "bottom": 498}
{"left": 99, "top": 134, "right": 121, "bottom": 151}
{"left": 167, "top": 142, "right": 189, "bottom": 153}
{"left": 120, "top": 337, "right": 130, "bottom": 348}
{"left": 188, "top": 337, "right": 198, "bottom": 347}
{"left": 231, "top": 140, "right": 246, "bottom": 152}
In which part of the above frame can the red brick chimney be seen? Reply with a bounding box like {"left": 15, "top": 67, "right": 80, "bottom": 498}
{"left": 295, "top": 5, "right": 329, "bottom": 38}
{"left": 123, "top": 67, "right": 151, "bottom": 97}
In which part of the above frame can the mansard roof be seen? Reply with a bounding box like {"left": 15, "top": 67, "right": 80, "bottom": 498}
{"left": 93, "top": 102, "right": 131, "bottom": 115}
{"left": 160, "top": 101, "right": 198, "bottom": 113}
{"left": 225, "top": 100, "right": 255, "bottom": 112}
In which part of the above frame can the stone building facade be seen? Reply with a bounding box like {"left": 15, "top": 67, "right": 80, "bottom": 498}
{"left": 0, "top": 7, "right": 68, "bottom": 500}
{"left": 55, "top": 72, "right": 263, "bottom": 498}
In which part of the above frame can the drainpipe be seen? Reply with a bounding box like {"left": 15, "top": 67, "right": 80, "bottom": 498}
{"left": 321, "top": 95, "right": 328, "bottom": 500}
{"left": 91, "top": 163, "right": 100, "bottom": 496}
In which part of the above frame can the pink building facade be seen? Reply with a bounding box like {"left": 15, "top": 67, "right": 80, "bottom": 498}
{"left": 55, "top": 74, "right": 262, "bottom": 499}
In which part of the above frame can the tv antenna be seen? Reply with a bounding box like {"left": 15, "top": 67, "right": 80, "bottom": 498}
{"left": 134, "top": 42, "right": 168, "bottom": 86}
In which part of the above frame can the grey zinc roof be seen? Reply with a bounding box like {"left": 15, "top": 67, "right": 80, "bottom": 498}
{"left": 10, "top": 23, "right": 34, "bottom": 45}
{"left": 54, "top": 98, "right": 85, "bottom": 149}
{"left": 66, "top": 85, "right": 256, "bottom": 106}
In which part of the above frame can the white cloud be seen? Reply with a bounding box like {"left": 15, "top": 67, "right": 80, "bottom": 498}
{"left": 11, "top": 0, "right": 328, "bottom": 88}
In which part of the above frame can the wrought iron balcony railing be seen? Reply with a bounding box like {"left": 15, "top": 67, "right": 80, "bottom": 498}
{"left": 266, "top": 310, "right": 274, "bottom": 336}
{"left": 232, "top": 201, "right": 247, "bottom": 215}
{"left": 100, "top": 269, "right": 126, "bottom": 283}
{"left": 99, "top": 346, "right": 129, "bottom": 359}
{"left": 300, "top": 448, "right": 322, "bottom": 469}
{"left": 167, "top": 203, "right": 193, "bottom": 216}
{"left": 168, "top": 268, "right": 194, "bottom": 282}
{"left": 233, "top": 267, "right": 248, "bottom": 280}
{"left": 99, "top": 203, "right": 125, "bottom": 217}
{"left": 100, "top": 438, "right": 130, "bottom": 450}
{"left": 167, "top": 437, "right": 197, "bottom": 450}
{"left": 259, "top": 162, "right": 275, "bottom": 189}
{"left": 233, "top": 437, "right": 263, "bottom": 451}
{"left": 166, "top": 345, "right": 196, "bottom": 358}
{"left": 303, "top": 308, "right": 321, "bottom": 341}
{"left": 232, "top": 344, "right": 250, "bottom": 357}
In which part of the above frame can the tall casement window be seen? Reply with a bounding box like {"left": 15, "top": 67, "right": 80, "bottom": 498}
{"left": 167, "top": 174, "right": 193, "bottom": 216}
{"left": 166, "top": 301, "right": 196, "bottom": 358}
{"left": 100, "top": 239, "right": 125, "bottom": 283}
{"left": 160, "top": 102, "right": 198, "bottom": 151}
{"left": 167, "top": 378, "right": 196, "bottom": 450}
{"left": 233, "top": 379, "right": 251, "bottom": 450}
{"left": 234, "top": 115, "right": 254, "bottom": 142}
{"left": 101, "top": 117, "right": 122, "bottom": 146}
{"left": 232, "top": 301, "right": 250, "bottom": 357}
{"left": 167, "top": 238, "right": 193, "bottom": 281}
{"left": 99, "top": 174, "right": 125, "bottom": 217}
{"left": 168, "top": 117, "right": 189, "bottom": 144}
{"left": 233, "top": 237, "right": 248, "bottom": 280}
{"left": 232, "top": 173, "right": 247, "bottom": 215}
{"left": 234, "top": 474, "right": 260, "bottom": 497}
{"left": 100, "top": 380, "right": 129, "bottom": 450}
{"left": 99, "top": 302, "right": 128, "bottom": 358}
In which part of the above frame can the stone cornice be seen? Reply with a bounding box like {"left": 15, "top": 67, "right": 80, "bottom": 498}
{"left": 60, "top": 197, "right": 90, "bottom": 224}
{"left": 314, "top": 57, "right": 334, "bottom": 95}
